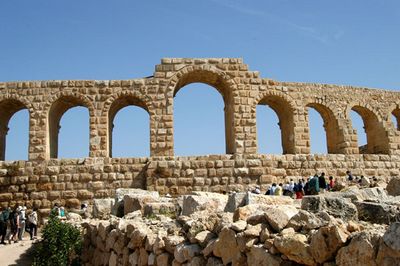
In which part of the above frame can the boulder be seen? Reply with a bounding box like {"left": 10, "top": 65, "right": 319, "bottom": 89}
{"left": 301, "top": 195, "right": 358, "bottom": 221}
{"left": 310, "top": 225, "right": 349, "bottom": 263}
{"left": 355, "top": 201, "right": 400, "bottom": 224}
{"left": 274, "top": 233, "right": 316, "bottom": 265}
{"left": 224, "top": 192, "right": 246, "bottom": 212}
{"left": 245, "top": 192, "right": 294, "bottom": 205}
{"left": 264, "top": 205, "right": 299, "bottom": 232}
{"left": 124, "top": 192, "right": 160, "bottom": 216}
{"left": 375, "top": 222, "right": 400, "bottom": 265}
{"left": 213, "top": 227, "right": 241, "bottom": 265}
{"left": 67, "top": 212, "right": 82, "bottom": 222}
{"left": 112, "top": 188, "right": 158, "bottom": 217}
{"left": 93, "top": 198, "right": 115, "bottom": 219}
{"left": 287, "top": 210, "right": 330, "bottom": 232}
{"left": 231, "top": 220, "right": 247, "bottom": 232}
{"left": 143, "top": 202, "right": 176, "bottom": 218}
{"left": 181, "top": 192, "right": 228, "bottom": 216}
{"left": 247, "top": 245, "right": 282, "bottom": 266}
{"left": 174, "top": 243, "right": 201, "bottom": 264}
{"left": 194, "top": 230, "right": 216, "bottom": 247}
{"left": 387, "top": 177, "right": 400, "bottom": 196}
{"left": 233, "top": 204, "right": 270, "bottom": 224}
{"left": 336, "top": 230, "right": 383, "bottom": 266}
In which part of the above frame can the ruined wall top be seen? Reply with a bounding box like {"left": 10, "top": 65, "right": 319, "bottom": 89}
{"left": 0, "top": 58, "right": 399, "bottom": 161}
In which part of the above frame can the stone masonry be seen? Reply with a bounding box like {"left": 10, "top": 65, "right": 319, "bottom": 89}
{"left": 0, "top": 58, "right": 400, "bottom": 211}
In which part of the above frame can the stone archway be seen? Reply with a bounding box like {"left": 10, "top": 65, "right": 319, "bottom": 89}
{"left": 168, "top": 66, "right": 236, "bottom": 154}
{"left": 107, "top": 94, "right": 149, "bottom": 157}
{"left": 257, "top": 94, "right": 296, "bottom": 154}
{"left": 350, "top": 105, "right": 389, "bottom": 154}
{"left": 0, "top": 98, "right": 29, "bottom": 160}
{"left": 306, "top": 103, "right": 345, "bottom": 154}
{"left": 47, "top": 94, "right": 94, "bottom": 159}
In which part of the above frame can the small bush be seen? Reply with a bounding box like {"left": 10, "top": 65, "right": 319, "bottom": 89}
{"left": 33, "top": 213, "right": 82, "bottom": 266}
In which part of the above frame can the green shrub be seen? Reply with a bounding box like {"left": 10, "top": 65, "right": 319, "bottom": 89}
{"left": 33, "top": 213, "right": 82, "bottom": 266}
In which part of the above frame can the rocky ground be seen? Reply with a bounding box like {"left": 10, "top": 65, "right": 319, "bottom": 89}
{"left": 71, "top": 177, "right": 400, "bottom": 266}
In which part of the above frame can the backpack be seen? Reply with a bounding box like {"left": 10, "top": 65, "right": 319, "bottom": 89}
{"left": 28, "top": 212, "right": 36, "bottom": 224}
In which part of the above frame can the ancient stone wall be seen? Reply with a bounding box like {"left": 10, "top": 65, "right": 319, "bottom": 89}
{"left": 0, "top": 58, "right": 400, "bottom": 209}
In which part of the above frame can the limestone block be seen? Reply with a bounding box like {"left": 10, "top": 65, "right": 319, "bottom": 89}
{"left": 310, "top": 225, "right": 348, "bottom": 263}
{"left": 93, "top": 198, "right": 115, "bottom": 219}
{"left": 336, "top": 230, "right": 383, "bottom": 266}
{"left": 264, "top": 205, "right": 299, "bottom": 232}
{"left": 301, "top": 195, "right": 358, "bottom": 221}
{"left": 213, "top": 227, "right": 240, "bottom": 265}
{"left": 247, "top": 245, "right": 282, "bottom": 266}
{"left": 181, "top": 192, "right": 228, "bottom": 216}
{"left": 274, "top": 233, "right": 316, "bottom": 265}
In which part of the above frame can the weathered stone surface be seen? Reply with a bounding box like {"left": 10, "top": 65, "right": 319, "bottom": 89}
{"left": 287, "top": 210, "right": 330, "bottom": 231}
{"left": 302, "top": 195, "right": 358, "bottom": 221}
{"left": 264, "top": 205, "right": 299, "bottom": 232}
{"left": 274, "top": 233, "right": 316, "bottom": 265}
{"left": 181, "top": 192, "right": 228, "bottom": 216}
{"left": 245, "top": 192, "right": 294, "bottom": 206}
{"left": 355, "top": 201, "right": 400, "bottom": 224}
{"left": 213, "top": 227, "right": 240, "bottom": 265}
{"left": 310, "top": 225, "right": 349, "bottom": 263}
{"left": 233, "top": 204, "right": 270, "bottom": 224}
{"left": 336, "top": 230, "right": 383, "bottom": 266}
{"left": 93, "top": 198, "right": 115, "bottom": 219}
{"left": 124, "top": 192, "right": 160, "bottom": 215}
{"left": 231, "top": 220, "right": 247, "bottom": 232}
{"left": 387, "top": 177, "right": 400, "bottom": 196}
{"left": 194, "top": 230, "right": 216, "bottom": 247}
{"left": 375, "top": 222, "right": 400, "bottom": 265}
{"left": 247, "top": 245, "right": 282, "bottom": 266}
{"left": 224, "top": 192, "right": 246, "bottom": 212}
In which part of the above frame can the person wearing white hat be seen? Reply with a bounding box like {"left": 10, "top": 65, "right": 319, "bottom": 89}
{"left": 18, "top": 206, "right": 26, "bottom": 240}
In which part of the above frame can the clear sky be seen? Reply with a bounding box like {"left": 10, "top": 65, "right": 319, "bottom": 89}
{"left": 1, "top": 0, "right": 399, "bottom": 160}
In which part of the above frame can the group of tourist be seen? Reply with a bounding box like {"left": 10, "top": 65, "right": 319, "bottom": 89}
{"left": 252, "top": 172, "right": 336, "bottom": 199}
{"left": 251, "top": 170, "right": 381, "bottom": 199}
{"left": 0, "top": 205, "right": 38, "bottom": 244}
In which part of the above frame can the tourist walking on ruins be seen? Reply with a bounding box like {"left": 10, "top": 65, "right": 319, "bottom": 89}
{"left": 9, "top": 207, "right": 19, "bottom": 243}
{"left": 0, "top": 207, "right": 9, "bottom": 244}
{"left": 269, "top": 183, "right": 277, "bottom": 195}
{"left": 17, "top": 206, "right": 27, "bottom": 240}
{"left": 308, "top": 174, "right": 320, "bottom": 195}
{"left": 328, "top": 176, "right": 335, "bottom": 191}
{"left": 294, "top": 179, "right": 305, "bottom": 199}
{"left": 346, "top": 170, "right": 354, "bottom": 182}
{"left": 274, "top": 183, "right": 283, "bottom": 196}
{"left": 28, "top": 207, "right": 38, "bottom": 240}
{"left": 318, "top": 172, "right": 327, "bottom": 193}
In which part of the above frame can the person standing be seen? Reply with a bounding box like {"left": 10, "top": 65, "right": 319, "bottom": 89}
{"left": 9, "top": 207, "right": 19, "bottom": 244}
{"left": 309, "top": 174, "right": 320, "bottom": 195}
{"left": 319, "top": 172, "right": 327, "bottom": 193}
{"left": 18, "top": 206, "right": 26, "bottom": 241}
{"left": 0, "top": 207, "right": 10, "bottom": 244}
{"left": 28, "top": 208, "right": 38, "bottom": 240}
{"left": 328, "top": 176, "right": 335, "bottom": 191}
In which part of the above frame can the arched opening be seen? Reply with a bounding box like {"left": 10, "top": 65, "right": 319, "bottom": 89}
{"left": 307, "top": 108, "right": 327, "bottom": 154}
{"left": 172, "top": 69, "right": 234, "bottom": 155}
{"left": 350, "top": 106, "right": 389, "bottom": 154}
{"left": 0, "top": 99, "right": 29, "bottom": 161}
{"left": 391, "top": 108, "right": 400, "bottom": 130}
{"left": 306, "top": 103, "right": 344, "bottom": 154}
{"left": 256, "top": 105, "right": 282, "bottom": 154}
{"left": 174, "top": 83, "right": 225, "bottom": 156}
{"left": 108, "top": 96, "right": 149, "bottom": 157}
{"left": 257, "top": 95, "right": 295, "bottom": 154}
{"left": 48, "top": 96, "right": 90, "bottom": 159}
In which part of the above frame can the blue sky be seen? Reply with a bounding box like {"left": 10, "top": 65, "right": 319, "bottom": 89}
{"left": 1, "top": 0, "right": 399, "bottom": 160}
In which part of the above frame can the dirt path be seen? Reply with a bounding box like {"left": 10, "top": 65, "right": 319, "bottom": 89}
{"left": 0, "top": 238, "right": 37, "bottom": 266}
